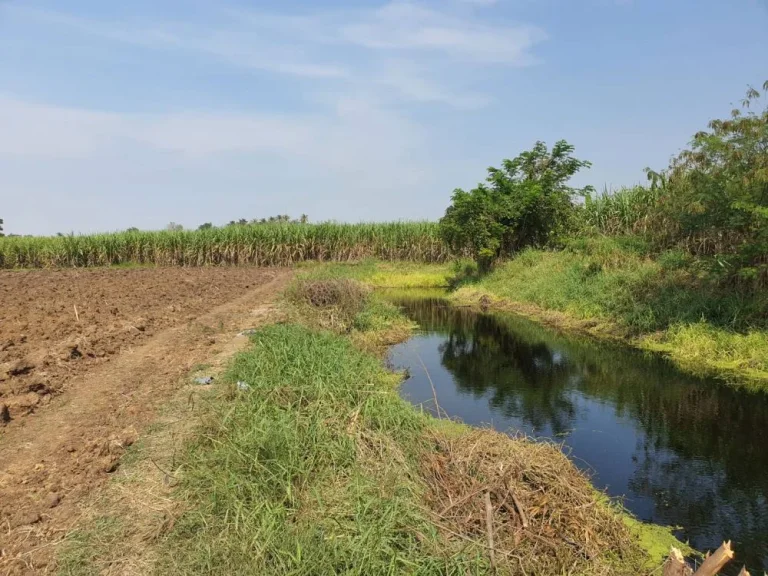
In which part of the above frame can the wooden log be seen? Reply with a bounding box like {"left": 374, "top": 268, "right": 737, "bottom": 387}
{"left": 692, "top": 541, "right": 735, "bottom": 576}
{"left": 663, "top": 547, "right": 693, "bottom": 576}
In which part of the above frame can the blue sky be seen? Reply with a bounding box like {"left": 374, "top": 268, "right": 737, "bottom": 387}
{"left": 1, "top": 0, "right": 766, "bottom": 235}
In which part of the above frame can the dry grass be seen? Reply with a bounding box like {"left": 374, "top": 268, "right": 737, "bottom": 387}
{"left": 286, "top": 278, "right": 372, "bottom": 331}
{"left": 57, "top": 394, "right": 191, "bottom": 576}
{"left": 421, "top": 428, "right": 644, "bottom": 575}
{"left": 290, "top": 277, "right": 371, "bottom": 311}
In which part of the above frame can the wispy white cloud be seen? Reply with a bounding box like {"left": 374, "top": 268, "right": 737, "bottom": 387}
{"left": 0, "top": 1, "right": 549, "bottom": 233}
{"left": 5, "top": 1, "right": 545, "bottom": 106}
{"left": 0, "top": 97, "right": 308, "bottom": 158}
{"left": 375, "top": 60, "right": 492, "bottom": 109}
{"left": 6, "top": 5, "right": 349, "bottom": 79}
{"left": 0, "top": 94, "right": 425, "bottom": 165}
{"left": 339, "top": 2, "right": 544, "bottom": 64}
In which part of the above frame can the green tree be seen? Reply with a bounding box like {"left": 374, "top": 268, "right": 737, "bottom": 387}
{"left": 197, "top": 222, "right": 213, "bottom": 230}
{"left": 439, "top": 141, "right": 593, "bottom": 271}
{"left": 166, "top": 222, "right": 183, "bottom": 231}
{"left": 0, "top": 217, "right": 4, "bottom": 237}
{"left": 654, "top": 81, "right": 768, "bottom": 284}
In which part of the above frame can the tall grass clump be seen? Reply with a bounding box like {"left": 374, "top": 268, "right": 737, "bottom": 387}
{"left": 580, "top": 185, "right": 662, "bottom": 237}
{"left": 0, "top": 222, "right": 450, "bottom": 269}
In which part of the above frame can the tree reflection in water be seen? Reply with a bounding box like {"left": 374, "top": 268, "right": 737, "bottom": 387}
{"left": 388, "top": 295, "right": 768, "bottom": 574}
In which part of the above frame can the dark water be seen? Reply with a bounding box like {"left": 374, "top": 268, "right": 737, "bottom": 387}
{"left": 387, "top": 294, "right": 768, "bottom": 574}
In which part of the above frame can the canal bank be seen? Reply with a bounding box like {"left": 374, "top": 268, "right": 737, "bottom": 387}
{"left": 68, "top": 275, "right": 684, "bottom": 575}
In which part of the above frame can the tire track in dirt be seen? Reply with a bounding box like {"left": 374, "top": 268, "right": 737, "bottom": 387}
{"left": 0, "top": 269, "right": 291, "bottom": 575}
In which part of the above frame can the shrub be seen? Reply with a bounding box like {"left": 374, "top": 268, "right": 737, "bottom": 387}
{"left": 439, "top": 141, "right": 593, "bottom": 272}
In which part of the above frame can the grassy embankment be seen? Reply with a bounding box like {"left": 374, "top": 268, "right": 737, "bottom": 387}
{"left": 58, "top": 273, "right": 682, "bottom": 575}
{"left": 0, "top": 222, "right": 448, "bottom": 268}
{"left": 450, "top": 237, "right": 768, "bottom": 385}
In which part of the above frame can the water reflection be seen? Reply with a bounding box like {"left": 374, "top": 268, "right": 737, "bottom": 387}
{"left": 387, "top": 296, "right": 768, "bottom": 573}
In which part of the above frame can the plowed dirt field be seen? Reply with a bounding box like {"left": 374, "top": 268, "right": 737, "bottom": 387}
{"left": 0, "top": 266, "right": 290, "bottom": 574}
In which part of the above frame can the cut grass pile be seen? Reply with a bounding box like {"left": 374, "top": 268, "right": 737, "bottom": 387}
{"left": 149, "top": 279, "right": 660, "bottom": 575}
{"left": 0, "top": 222, "right": 449, "bottom": 269}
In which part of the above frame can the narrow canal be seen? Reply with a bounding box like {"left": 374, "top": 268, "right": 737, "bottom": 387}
{"left": 387, "top": 294, "right": 768, "bottom": 573}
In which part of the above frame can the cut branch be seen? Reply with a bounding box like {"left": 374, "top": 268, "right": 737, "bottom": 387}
{"left": 484, "top": 491, "right": 496, "bottom": 570}
{"left": 692, "top": 541, "right": 735, "bottom": 576}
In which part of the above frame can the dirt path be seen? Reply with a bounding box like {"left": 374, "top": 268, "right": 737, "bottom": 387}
{"left": 0, "top": 269, "right": 291, "bottom": 575}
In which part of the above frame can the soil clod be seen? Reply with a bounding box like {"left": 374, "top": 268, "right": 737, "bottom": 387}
{"left": 46, "top": 493, "right": 61, "bottom": 509}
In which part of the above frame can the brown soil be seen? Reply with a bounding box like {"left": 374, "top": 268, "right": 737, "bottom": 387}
{"left": 0, "top": 267, "right": 291, "bottom": 574}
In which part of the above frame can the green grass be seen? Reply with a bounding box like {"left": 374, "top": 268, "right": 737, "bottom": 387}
{"left": 52, "top": 275, "right": 679, "bottom": 574}
{"left": 296, "top": 259, "right": 453, "bottom": 288}
{"left": 0, "top": 222, "right": 449, "bottom": 268}
{"left": 451, "top": 237, "right": 768, "bottom": 384}
{"left": 641, "top": 323, "right": 768, "bottom": 384}
{"left": 58, "top": 516, "right": 126, "bottom": 576}
{"left": 155, "top": 323, "right": 484, "bottom": 575}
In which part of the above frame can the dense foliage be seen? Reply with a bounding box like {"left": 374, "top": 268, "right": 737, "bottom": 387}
{"left": 657, "top": 82, "right": 768, "bottom": 283}
{"left": 582, "top": 82, "right": 768, "bottom": 287}
{"left": 439, "top": 141, "right": 593, "bottom": 270}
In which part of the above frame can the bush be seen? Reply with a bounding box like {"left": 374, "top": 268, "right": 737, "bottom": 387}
{"left": 439, "top": 141, "right": 593, "bottom": 272}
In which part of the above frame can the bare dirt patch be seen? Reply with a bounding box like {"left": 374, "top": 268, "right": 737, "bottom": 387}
{"left": 0, "top": 267, "right": 277, "bottom": 425}
{"left": 0, "top": 267, "right": 290, "bottom": 574}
